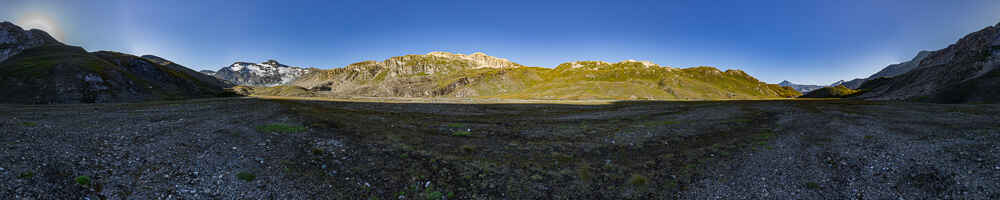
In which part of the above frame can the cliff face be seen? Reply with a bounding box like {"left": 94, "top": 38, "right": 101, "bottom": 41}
{"left": 856, "top": 22, "right": 1000, "bottom": 103}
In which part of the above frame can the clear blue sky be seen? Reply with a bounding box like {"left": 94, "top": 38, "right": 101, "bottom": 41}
{"left": 3, "top": 0, "right": 999, "bottom": 85}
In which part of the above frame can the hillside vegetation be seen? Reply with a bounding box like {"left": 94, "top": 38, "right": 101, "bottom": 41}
{"left": 277, "top": 53, "right": 800, "bottom": 100}
{"left": 800, "top": 85, "right": 863, "bottom": 98}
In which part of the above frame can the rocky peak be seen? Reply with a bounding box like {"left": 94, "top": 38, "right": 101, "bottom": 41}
{"left": 214, "top": 60, "right": 311, "bottom": 86}
{"left": 621, "top": 59, "right": 665, "bottom": 68}
{"left": 1, "top": 21, "right": 63, "bottom": 63}
{"left": 262, "top": 59, "right": 281, "bottom": 66}
{"left": 425, "top": 51, "right": 522, "bottom": 69}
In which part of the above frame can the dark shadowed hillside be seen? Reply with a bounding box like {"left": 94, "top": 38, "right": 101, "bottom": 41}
{"left": 0, "top": 22, "right": 233, "bottom": 104}
{"left": 856, "top": 22, "right": 1000, "bottom": 103}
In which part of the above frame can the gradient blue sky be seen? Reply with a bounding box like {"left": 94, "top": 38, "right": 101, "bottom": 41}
{"left": 3, "top": 0, "right": 999, "bottom": 85}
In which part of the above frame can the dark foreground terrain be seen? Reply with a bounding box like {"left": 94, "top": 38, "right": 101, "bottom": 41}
{"left": 2, "top": 97, "right": 999, "bottom": 199}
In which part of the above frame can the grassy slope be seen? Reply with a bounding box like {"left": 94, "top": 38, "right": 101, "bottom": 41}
{"left": 0, "top": 45, "right": 230, "bottom": 103}
{"left": 799, "top": 85, "right": 862, "bottom": 98}
{"left": 285, "top": 55, "right": 800, "bottom": 100}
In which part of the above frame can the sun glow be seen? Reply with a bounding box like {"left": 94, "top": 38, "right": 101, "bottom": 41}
{"left": 16, "top": 13, "right": 62, "bottom": 40}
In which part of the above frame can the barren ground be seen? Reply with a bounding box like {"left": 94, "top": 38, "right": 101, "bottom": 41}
{"left": 2, "top": 97, "right": 999, "bottom": 199}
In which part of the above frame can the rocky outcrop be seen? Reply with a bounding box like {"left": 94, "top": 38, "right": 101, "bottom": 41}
{"left": 212, "top": 60, "right": 311, "bottom": 86}
{"left": 0, "top": 21, "right": 62, "bottom": 63}
{"left": 856, "top": 21, "right": 1000, "bottom": 103}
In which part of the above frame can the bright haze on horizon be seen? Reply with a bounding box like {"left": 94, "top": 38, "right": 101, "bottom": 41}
{"left": 2, "top": 0, "right": 999, "bottom": 85}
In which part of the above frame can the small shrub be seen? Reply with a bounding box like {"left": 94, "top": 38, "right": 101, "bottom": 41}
{"left": 446, "top": 123, "right": 465, "bottom": 128}
{"left": 75, "top": 176, "right": 91, "bottom": 186}
{"left": 627, "top": 174, "right": 649, "bottom": 186}
{"left": 21, "top": 122, "right": 37, "bottom": 127}
{"left": 17, "top": 172, "right": 34, "bottom": 179}
{"left": 805, "top": 182, "right": 821, "bottom": 189}
{"left": 256, "top": 123, "right": 307, "bottom": 134}
{"left": 452, "top": 130, "right": 472, "bottom": 137}
{"left": 460, "top": 144, "right": 477, "bottom": 152}
{"left": 863, "top": 135, "right": 874, "bottom": 140}
{"left": 311, "top": 148, "right": 325, "bottom": 155}
{"left": 426, "top": 191, "right": 443, "bottom": 200}
{"left": 236, "top": 172, "right": 256, "bottom": 181}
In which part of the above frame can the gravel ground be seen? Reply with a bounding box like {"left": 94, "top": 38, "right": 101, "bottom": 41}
{"left": 1, "top": 98, "right": 998, "bottom": 199}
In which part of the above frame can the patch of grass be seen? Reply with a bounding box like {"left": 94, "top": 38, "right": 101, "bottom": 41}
{"left": 236, "top": 172, "right": 256, "bottom": 182}
{"left": 627, "top": 174, "right": 649, "bottom": 186}
{"left": 426, "top": 191, "right": 443, "bottom": 200}
{"left": 460, "top": 144, "right": 477, "bottom": 153}
{"left": 75, "top": 175, "right": 92, "bottom": 187}
{"left": 256, "top": 123, "right": 307, "bottom": 134}
{"left": 452, "top": 130, "right": 473, "bottom": 137}
{"left": 805, "top": 181, "right": 821, "bottom": 190}
{"left": 863, "top": 135, "right": 874, "bottom": 140}
{"left": 445, "top": 123, "right": 466, "bottom": 128}
{"left": 21, "top": 122, "right": 37, "bottom": 127}
{"left": 17, "top": 172, "right": 34, "bottom": 179}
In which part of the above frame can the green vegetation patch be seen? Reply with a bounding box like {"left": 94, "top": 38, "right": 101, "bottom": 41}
{"left": 256, "top": 123, "right": 307, "bottom": 134}
{"left": 21, "top": 122, "right": 38, "bottom": 127}
{"left": 236, "top": 172, "right": 256, "bottom": 181}
{"left": 17, "top": 172, "right": 34, "bottom": 179}
{"left": 805, "top": 181, "right": 821, "bottom": 190}
{"left": 75, "top": 175, "right": 92, "bottom": 186}
{"left": 452, "top": 130, "right": 473, "bottom": 137}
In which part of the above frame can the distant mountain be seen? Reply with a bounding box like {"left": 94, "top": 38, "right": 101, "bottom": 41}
{"left": 829, "top": 51, "right": 934, "bottom": 90}
{"left": 778, "top": 80, "right": 823, "bottom": 93}
{"left": 199, "top": 70, "right": 215, "bottom": 76}
{"left": 856, "top": 21, "right": 1000, "bottom": 103}
{"left": 275, "top": 52, "right": 799, "bottom": 100}
{"left": 211, "top": 60, "right": 312, "bottom": 86}
{"left": 868, "top": 51, "right": 933, "bottom": 79}
{"left": 0, "top": 21, "right": 233, "bottom": 104}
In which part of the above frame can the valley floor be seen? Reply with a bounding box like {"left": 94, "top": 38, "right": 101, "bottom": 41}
{"left": 2, "top": 97, "right": 999, "bottom": 199}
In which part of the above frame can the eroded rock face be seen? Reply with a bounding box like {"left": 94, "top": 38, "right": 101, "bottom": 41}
{"left": 290, "top": 52, "right": 529, "bottom": 93}
{"left": 212, "top": 60, "right": 312, "bottom": 86}
{"left": 0, "top": 21, "right": 62, "bottom": 63}
{"left": 856, "top": 21, "right": 1000, "bottom": 103}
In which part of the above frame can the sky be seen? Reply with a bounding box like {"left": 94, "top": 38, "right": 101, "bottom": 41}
{"left": 2, "top": 0, "right": 1000, "bottom": 85}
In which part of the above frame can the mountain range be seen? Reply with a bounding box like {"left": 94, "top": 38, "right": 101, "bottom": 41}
{"left": 852, "top": 22, "right": 1000, "bottom": 103}
{"left": 5, "top": 19, "right": 1000, "bottom": 104}
{"left": 208, "top": 60, "right": 312, "bottom": 86}
{"left": 0, "top": 22, "right": 232, "bottom": 104}
{"left": 259, "top": 52, "right": 800, "bottom": 100}
{"left": 777, "top": 80, "right": 823, "bottom": 93}
{"left": 804, "top": 22, "right": 1000, "bottom": 103}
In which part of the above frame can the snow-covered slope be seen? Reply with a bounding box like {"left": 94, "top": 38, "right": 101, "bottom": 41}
{"left": 212, "top": 60, "right": 312, "bottom": 86}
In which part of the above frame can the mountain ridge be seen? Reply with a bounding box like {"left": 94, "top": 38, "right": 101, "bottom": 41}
{"left": 270, "top": 53, "right": 800, "bottom": 100}
{"left": 0, "top": 21, "right": 234, "bottom": 104}
{"left": 855, "top": 21, "right": 1000, "bottom": 103}
{"left": 211, "top": 59, "right": 312, "bottom": 86}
